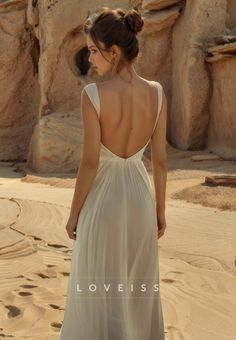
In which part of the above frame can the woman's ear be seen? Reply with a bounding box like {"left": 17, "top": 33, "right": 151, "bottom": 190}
{"left": 111, "top": 44, "right": 120, "bottom": 57}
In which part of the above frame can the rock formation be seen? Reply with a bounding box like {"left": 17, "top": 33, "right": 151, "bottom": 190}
{"left": 27, "top": 110, "right": 83, "bottom": 172}
{"left": 171, "top": 0, "right": 228, "bottom": 150}
{"left": 0, "top": 0, "right": 235, "bottom": 172}
{"left": 143, "top": 0, "right": 181, "bottom": 11}
{"left": 142, "top": 0, "right": 236, "bottom": 159}
{"left": 0, "top": 0, "right": 39, "bottom": 161}
{"left": 136, "top": 1, "right": 182, "bottom": 114}
{"left": 26, "top": 0, "right": 130, "bottom": 172}
{"left": 206, "top": 35, "right": 236, "bottom": 158}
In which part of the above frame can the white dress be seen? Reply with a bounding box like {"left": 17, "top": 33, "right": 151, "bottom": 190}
{"left": 58, "top": 81, "right": 166, "bottom": 340}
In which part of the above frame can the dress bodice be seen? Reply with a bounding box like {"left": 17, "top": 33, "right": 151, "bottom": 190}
{"left": 100, "top": 142, "right": 148, "bottom": 162}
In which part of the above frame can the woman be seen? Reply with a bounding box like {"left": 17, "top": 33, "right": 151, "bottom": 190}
{"left": 59, "top": 6, "right": 167, "bottom": 340}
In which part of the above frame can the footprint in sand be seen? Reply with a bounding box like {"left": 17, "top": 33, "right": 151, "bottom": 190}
{"left": 36, "top": 269, "right": 57, "bottom": 278}
{"left": 0, "top": 333, "right": 14, "bottom": 338}
{"left": 37, "top": 273, "right": 50, "bottom": 278}
{"left": 161, "top": 278, "right": 176, "bottom": 284}
{"left": 49, "top": 244, "right": 66, "bottom": 249}
{"left": 49, "top": 304, "right": 64, "bottom": 310}
{"left": 15, "top": 275, "right": 34, "bottom": 282}
{"left": 33, "top": 236, "right": 42, "bottom": 241}
{"left": 60, "top": 272, "right": 70, "bottom": 276}
{"left": 51, "top": 322, "right": 62, "bottom": 330}
{"left": 166, "top": 325, "right": 185, "bottom": 340}
{"left": 20, "top": 284, "right": 38, "bottom": 289}
{"left": 5, "top": 305, "right": 21, "bottom": 318}
{"left": 16, "top": 274, "right": 32, "bottom": 280}
{"left": 161, "top": 271, "right": 185, "bottom": 285}
{"left": 18, "top": 291, "right": 32, "bottom": 296}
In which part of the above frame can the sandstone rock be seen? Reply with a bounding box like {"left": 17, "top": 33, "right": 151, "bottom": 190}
{"left": 213, "top": 34, "right": 236, "bottom": 45}
{"left": 137, "top": 27, "right": 172, "bottom": 101}
{"left": 143, "top": 0, "right": 181, "bottom": 11}
{"left": 1, "top": 0, "right": 236, "bottom": 171}
{"left": 206, "top": 55, "right": 236, "bottom": 159}
{"left": 26, "top": 0, "right": 40, "bottom": 40}
{"left": 27, "top": 111, "right": 83, "bottom": 173}
{"left": 131, "top": 0, "right": 142, "bottom": 9}
{"left": 205, "top": 34, "right": 236, "bottom": 158}
{"left": 226, "top": 0, "right": 236, "bottom": 30}
{"left": 29, "top": 0, "right": 130, "bottom": 117}
{"left": 0, "top": 0, "right": 27, "bottom": 11}
{"left": 142, "top": 5, "right": 182, "bottom": 32}
{"left": 206, "top": 39, "right": 236, "bottom": 62}
{"left": 26, "top": 0, "right": 130, "bottom": 172}
{"left": 191, "top": 154, "right": 221, "bottom": 161}
{"left": 170, "top": 0, "right": 228, "bottom": 150}
{"left": 205, "top": 175, "right": 236, "bottom": 186}
{"left": 0, "top": 0, "right": 39, "bottom": 161}
{"left": 140, "top": 0, "right": 182, "bottom": 104}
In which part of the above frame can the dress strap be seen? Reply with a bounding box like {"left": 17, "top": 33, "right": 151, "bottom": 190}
{"left": 156, "top": 81, "right": 163, "bottom": 116}
{"left": 149, "top": 81, "right": 163, "bottom": 138}
{"left": 83, "top": 83, "right": 100, "bottom": 118}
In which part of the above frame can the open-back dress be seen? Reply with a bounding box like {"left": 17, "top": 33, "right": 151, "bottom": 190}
{"left": 58, "top": 81, "right": 166, "bottom": 340}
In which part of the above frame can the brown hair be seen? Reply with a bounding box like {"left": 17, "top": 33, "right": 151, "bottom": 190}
{"left": 83, "top": 7, "right": 144, "bottom": 73}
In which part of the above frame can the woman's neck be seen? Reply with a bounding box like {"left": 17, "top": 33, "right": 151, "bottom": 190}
{"left": 115, "top": 64, "right": 137, "bottom": 84}
{"left": 102, "top": 64, "right": 138, "bottom": 84}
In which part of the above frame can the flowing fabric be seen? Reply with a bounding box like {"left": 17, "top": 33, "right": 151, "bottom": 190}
{"left": 58, "top": 81, "right": 167, "bottom": 340}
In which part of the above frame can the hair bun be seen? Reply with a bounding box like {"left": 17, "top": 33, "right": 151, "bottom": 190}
{"left": 124, "top": 9, "right": 144, "bottom": 34}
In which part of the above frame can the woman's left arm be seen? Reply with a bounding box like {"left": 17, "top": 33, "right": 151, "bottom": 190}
{"left": 66, "top": 88, "right": 101, "bottom": 239}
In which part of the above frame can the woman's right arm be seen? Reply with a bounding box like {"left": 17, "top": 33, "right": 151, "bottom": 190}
{"left": 150, "top": 90, "right": 168, "bottom": 239}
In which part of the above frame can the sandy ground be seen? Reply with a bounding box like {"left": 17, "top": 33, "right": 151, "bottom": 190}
{"left": 0, "top": 144, "right": 235, "bottom": 340}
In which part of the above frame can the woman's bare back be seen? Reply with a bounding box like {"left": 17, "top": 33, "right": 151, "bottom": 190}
{"left": 96, "top": 77, "right": 160, "bottom": 159}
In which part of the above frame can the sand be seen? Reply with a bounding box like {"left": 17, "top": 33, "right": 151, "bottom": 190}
{"left": 0, "top": 144, "right": 235, "bottom": 340}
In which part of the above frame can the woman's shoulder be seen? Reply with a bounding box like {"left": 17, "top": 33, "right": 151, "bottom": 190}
{"left": 83, "top": 82, "right": 96, "bottom": 91}
{"left": 83, "top": 82, "right": 103, "bottom": 96}
{"left": 138, "top": 76, "right": 162, "bottom": 87}
{"left": 138, "top": 78, "right": 164, "bottom": 96}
